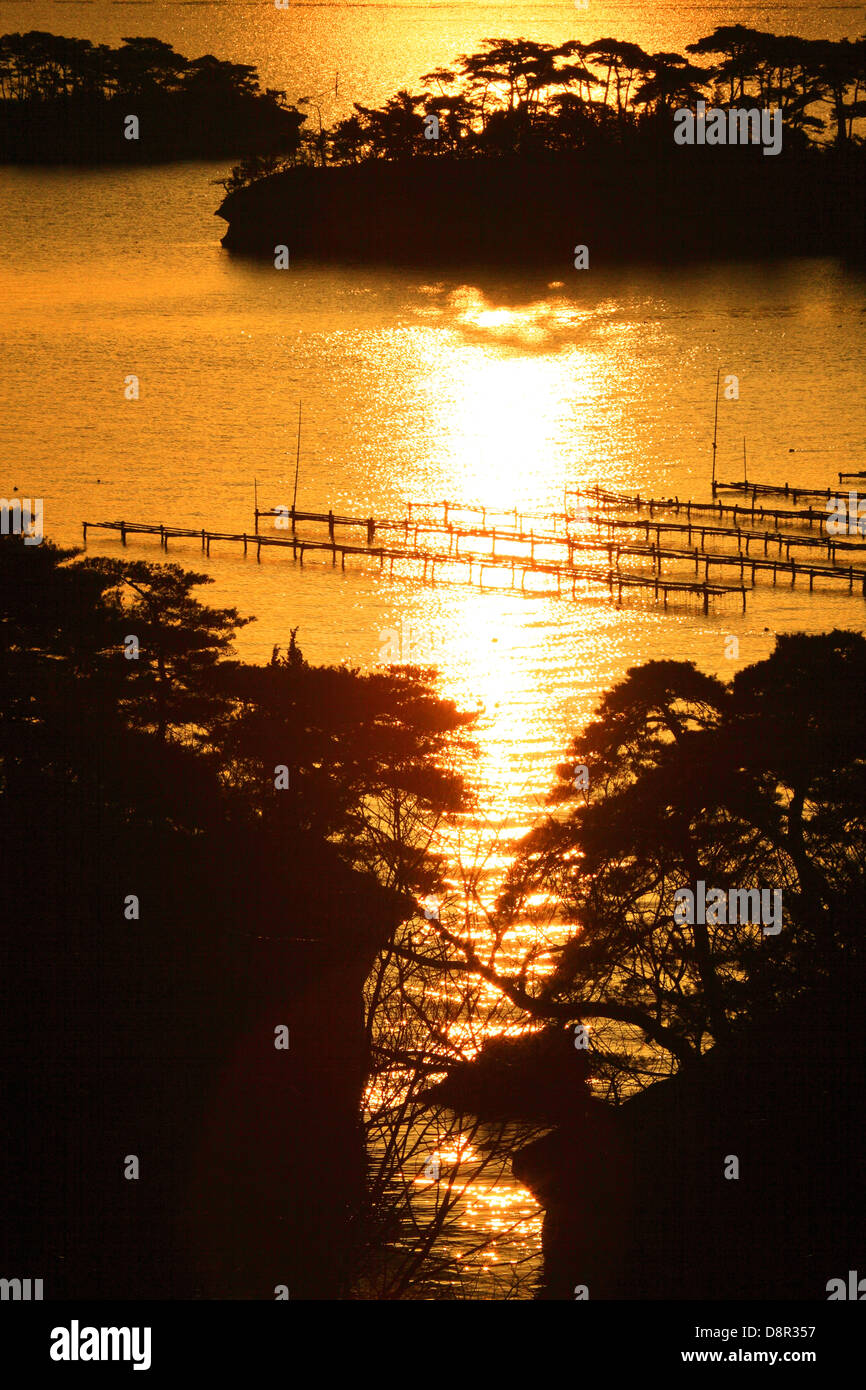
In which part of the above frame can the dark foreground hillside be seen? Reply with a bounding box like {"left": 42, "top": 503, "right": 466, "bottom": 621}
{"left": 513, "top": 970, "right": 866, "bottom": 1299}
{"left": 0, "top": 536, "right": 464, "bottom": 1298}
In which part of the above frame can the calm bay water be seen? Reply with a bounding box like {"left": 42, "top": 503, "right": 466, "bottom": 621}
{"left": 2, "top": 0, "right": 866, "bottom": 1297}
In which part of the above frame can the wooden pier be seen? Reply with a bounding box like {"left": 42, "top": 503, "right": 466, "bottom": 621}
{"left": 567, "top": 484, "right": 833, "bottom": 530}
{"left": 81, "top": 468, "right": 866, "bottom": 616}
{"left": 257, "top": 495, "right": 866, "bottom": 565}
{"left": 713, "top": 478, "right": 839, "bottom": 505}
{"left": 571, "top": 507, "right": 866, "bottom": 563}
{"left": 81, "top": 516, "right": 748, "bottom": 614}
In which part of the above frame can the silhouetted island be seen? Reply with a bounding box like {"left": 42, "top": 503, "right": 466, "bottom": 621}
{"left": 0, "top": 32, "right": 305, "bottom": 163}
{"left": 216, "top": 29, "right": 866, "bottom": 265}
{"left": 217, "top": 145, "right": 866, "bottom": 266}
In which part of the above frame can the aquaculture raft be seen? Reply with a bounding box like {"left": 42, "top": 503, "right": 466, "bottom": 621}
{"left": 82, "top": 474, "right": 866, "bottom": 613}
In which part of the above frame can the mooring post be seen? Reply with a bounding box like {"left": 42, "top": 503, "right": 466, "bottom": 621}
{"left": 243, "top": 533, "right": 248, "bottom": 555}
{"left": 201, "top": 528, "right": 205, "bottom": 551}
{"left": 703, "top": 586, "right": 710, "bottom": 615}
{"left": 82, "top": 523, "right": 88, "bottom": 545}
{"left": 160, "top": 524, "right": 165, "bottom": 548}
{"left": 121, "top": 522, "right": 126, "bottom": 546}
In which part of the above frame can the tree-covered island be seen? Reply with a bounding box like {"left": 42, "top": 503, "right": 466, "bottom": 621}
{"left": 215, "top": 28, "right": 866, "bottom": 265}
{"left": 0, "top": 32, "right": 306, "bottom": 162}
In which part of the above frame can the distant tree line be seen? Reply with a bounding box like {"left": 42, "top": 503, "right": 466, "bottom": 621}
{"left": 0, "top": 31, "right": 307, "bottom": 161}
{"left": 223, "top": 25, "right": 866, "bottom": 188}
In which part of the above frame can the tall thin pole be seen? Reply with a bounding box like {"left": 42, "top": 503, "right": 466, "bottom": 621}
{"left": 711, "top": 367, "right": 721, "bottom": 494}
{"left": 291, "top": 401, "right": 302, "bottom": 521}
{"left": 254, "top": 476, "right": 258, "bottom": 534}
